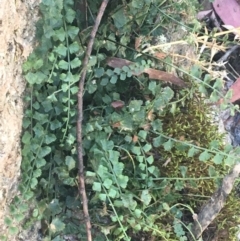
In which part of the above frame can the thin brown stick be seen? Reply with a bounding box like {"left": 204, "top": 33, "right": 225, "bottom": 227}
{"left": 77, "top": 1, "right": 109, "bottom": 241}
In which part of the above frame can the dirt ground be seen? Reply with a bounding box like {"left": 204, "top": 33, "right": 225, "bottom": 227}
{"left": 0, "top": 0, "right": 40, "bottom": 236}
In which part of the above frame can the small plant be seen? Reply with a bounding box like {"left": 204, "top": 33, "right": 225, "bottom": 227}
{"left": 3, "top": 0, "right": 240, "bottom": 241}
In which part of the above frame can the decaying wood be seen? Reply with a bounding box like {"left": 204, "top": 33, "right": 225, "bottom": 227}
{"left": 191, "top": 162, "right": 240, "bottom": 239}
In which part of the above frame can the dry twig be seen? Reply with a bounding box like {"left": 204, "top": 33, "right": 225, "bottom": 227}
{"left": 77, "top": 1, "right": 109, "bottom": 241}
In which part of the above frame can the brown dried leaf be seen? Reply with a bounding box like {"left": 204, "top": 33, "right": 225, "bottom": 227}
{"left": 197, "top": 10, "right": 213, "bottom": 21}
{"left": 106, "top": 57, "right": 187, "bottom": 87}
{"left": 93, "top": 110, "right": 100, "bottom": 115}
{"left": 107, "top": 57, "right": 133, "bottom": 69}
{"left": 227, "top": 77, "right": 240, "bottom": 102}
{"left": 147, "top": 110, "right": 155, "bottom": 121}
{"left": 144, "top": 95, "right": 151, "bottom": 101}
{"left": 153, "top": 51, "right": 167, "bottom": 59}
{"left": 179, "top": 136, "right": 185, "bottom": 141}
{"left": 132, "top": 135, "right": 138, "bottom": 143}
{"left": 144, "top": 68, "right": 187, "bottom": 87}
{"left": 111, "top": 101, "right": 125, "bottom": 109}
{"left": 135, "top": 37, "right": 143, "bottom": 51}
{"left": 141, "top": 123, "right": 151, "bottom": 130}
{"left": 213, "top": 0, "right": 240, "bottom": 28}
{"left": 219, "top": 77, "right": 240, "bottom": 104}
{"left": 112, "top": 122, "right": 121, "bottom": 128}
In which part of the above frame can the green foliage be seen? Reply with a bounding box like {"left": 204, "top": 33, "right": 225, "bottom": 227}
{"left": 5, "top": 0, "right": 83, "bottom": 239}
{"left": 6, "top": 0, "right": 240, "bottom": 240}
{"left": 83, "top": 63, "right": 240, "bottom": 239}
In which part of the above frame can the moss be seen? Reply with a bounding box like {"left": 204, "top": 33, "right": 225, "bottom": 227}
{"left": 152, "top": 97, "right": 240, "bottom": 239}
{"left": 214, "top": 192, "right": 240, "bottom": 241}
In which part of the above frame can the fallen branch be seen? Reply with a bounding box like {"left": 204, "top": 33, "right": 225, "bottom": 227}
{"left": 77, "top": 1, "right": 109, "bottom": 241}
{"left": 191, "top": 162, "right": 240, "bottom": 240}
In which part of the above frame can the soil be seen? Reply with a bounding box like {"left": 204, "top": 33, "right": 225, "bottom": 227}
{"left": 0, "top": 0, "right": 40, "bottom": 237}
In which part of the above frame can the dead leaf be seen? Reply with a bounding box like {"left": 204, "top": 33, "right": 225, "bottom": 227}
{"left": 135, "top": 37, "right": 143, "bottom": 51}
{"left": 225, "top": 77, "right": 240, "bottom": 103}
{"left": 153, "top": 52, "right": 167, "bottom": 59}
{"left": 147, "top": 110, "right": 155, "bottom": 121}
{"left": 141, "top": 123, "right": 151, "bottom": 130}
{"left": 197, "top": 10, "right": 213, "bottom": 21}
{"left": 179, "top": 136, "right": 185, "bottom": 141}
{"left": 112, "top": 122, "right": 121, "bottom": 128}
{"left": 144, "top": 95, "right": 151, "bottom": 101}
{"left": 132, "top": 135, "right": 138, "bottom": 143}
{"left": 93, "top": 110, "right": 100, "bottom": 115}
{"left": 107, "top": 57, "right": 133, "bottom": 69}
{"left": 218, "top": 77, "right": 240, "bottom": 105}
{"left": 106, "top": 57, "right": 187, "bottom": 87}
{"left": 195, "top": 141, "right": 200, "bottom": 146}
{"left": 111, "top": 101, "right": 125, "bottom": 109}
{"left": 213, "top": 0, "right": 240, "bottom": 28}
{"left": 144, "top": 68, "right": 187, "bottom": 87}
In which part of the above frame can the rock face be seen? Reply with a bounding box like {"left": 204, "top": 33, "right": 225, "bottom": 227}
{"left": 0, "top": 0, "right": 40, "bottom": 236}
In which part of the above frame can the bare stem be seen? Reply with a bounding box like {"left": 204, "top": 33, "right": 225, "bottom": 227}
{"left": 77, "top": 1, "right": 109, "bottom": 241}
